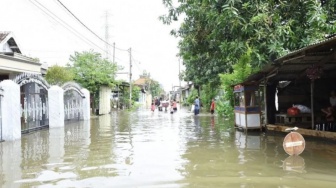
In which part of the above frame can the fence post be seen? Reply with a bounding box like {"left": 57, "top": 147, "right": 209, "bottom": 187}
{"left": 48, "top": 86, "right": 64, "bottom": 128}
{"left": 81, "top": 88, "right": 90, "bottom": 120}
{"left": 0, "top": 80, "right": 21, "bottom": 141}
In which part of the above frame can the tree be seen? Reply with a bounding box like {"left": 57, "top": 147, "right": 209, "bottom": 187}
{"left": 121, "top": 85, "right": 140, "bottom": 108}
{"left": 161, "top": 0, "right": 336, "bottom": 86}
{"left": 148, "top": 80, "right": 164, "bottom": 97}
{"left": 45, "top": 65, "right": 74, "bottom": 86}
{"left": 69, "top": 50, "right": 118, "bottom": 111}
{"left": 218, "top": 47, "right": 253, "bottom": 116}
{"left": 139, "top": 70, "right": 164, "bottom": 97}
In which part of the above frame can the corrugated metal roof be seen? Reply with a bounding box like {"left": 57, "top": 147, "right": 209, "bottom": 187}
{"left": 244, "top": 35, "right": 336, "bottom": 83}
{"left": 275, "top": 35, "right": 336, "bottom": 62}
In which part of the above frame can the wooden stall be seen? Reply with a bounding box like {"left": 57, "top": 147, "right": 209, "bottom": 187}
{"left": 234, "top": 84, "right": 261, "bottom": 130}
{"left": 239, "top": 35, "right": 336, "bottom": 139}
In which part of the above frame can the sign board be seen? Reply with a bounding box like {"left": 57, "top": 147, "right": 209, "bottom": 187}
{"left": 283, "top": 132, "right": 305, "bottom": 156}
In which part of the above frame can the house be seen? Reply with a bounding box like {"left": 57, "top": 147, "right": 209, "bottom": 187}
{"left": 134, "top": 76, "right": 152, "bottom": 107}
{"left": 180, "top": 82, "right": 194, "bottom": 103}
{"left": 0, "top": 31, "right": 45, "bottom": 80}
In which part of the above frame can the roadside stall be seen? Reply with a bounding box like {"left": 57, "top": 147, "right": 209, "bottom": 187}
{"left": 234, "top": 84, "right": 261, "bottom": 131}
{"left": 239, "top": 35, "right": 336, "bottom": 140}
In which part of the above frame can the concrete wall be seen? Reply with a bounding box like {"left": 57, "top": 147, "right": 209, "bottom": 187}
{"left": 48, "top": 86, "right": 64, "bottom": 128}
{"left": 0, "top": 78, "right": 91, "bottom": 142}
{"left": 99, "top": 86, "right": 111, "bottom": 115}
{"left": 0, "top": 80, "right": 21, "bottom": 141}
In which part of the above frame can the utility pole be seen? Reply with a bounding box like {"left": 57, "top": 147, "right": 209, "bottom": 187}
{"left": 179, "top": 58, "right": 182, "bottom": 104}
{"left": 104, "top": 11, "right": 110, "bottom": 59}
{"left": 113, "top": 42, "right": 115, "bottom": 63}
{"left": 129, "top": 48, "right": 132, "bottom": 108}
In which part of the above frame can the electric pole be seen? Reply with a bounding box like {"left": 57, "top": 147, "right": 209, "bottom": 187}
{"left": 104, "top": 11, "right": 110, "bottom": 59}
{"left": 129, "top": 48, "right": 132, "bottom": 108}
{"left": 113, "top": 42, "right": 115, "bottom": 63}
{"left": 179, "top": 58, "right": 182, "bottom": 104}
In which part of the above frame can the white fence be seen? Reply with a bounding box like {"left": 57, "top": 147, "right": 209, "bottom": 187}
{"left": 0, "top": 74, "right": 90, "bottom": 141}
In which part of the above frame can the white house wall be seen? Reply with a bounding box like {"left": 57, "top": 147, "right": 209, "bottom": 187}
{"left": 0, "top": 55, "right": 41, "bottom": 74}
{"left": 0, "top": 42, "right": 12, "bottom": 53}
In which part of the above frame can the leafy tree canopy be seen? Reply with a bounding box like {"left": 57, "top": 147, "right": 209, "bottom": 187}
{"left": 69, "top": 50, "right": 118, "bottom": 94}
{"left": 161, "top": 0, "right": 336, "bottom": 86}
{"left": 45, "top": 65, "right": 74, "bottom": 86}
{"left": 139, "top": 70, "right": 165, "bottom": 97}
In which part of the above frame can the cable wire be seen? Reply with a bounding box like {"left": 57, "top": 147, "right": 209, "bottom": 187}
{"left": 29, "top": 0, "right": 108, "bottom": 55}
{"left": 56, "top": 0, "right": 129, "bottom": 52}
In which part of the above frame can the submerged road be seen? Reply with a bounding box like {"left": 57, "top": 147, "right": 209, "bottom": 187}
{"left": 1, "top": 108, "right": 336, "bottom": 187}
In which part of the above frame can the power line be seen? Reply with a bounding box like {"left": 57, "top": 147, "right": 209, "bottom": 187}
{"left": 55, "top": 0, "right": 129, "bottom": 52}
{"left": 31, "top": 0, "right": 143, "bottom": 69}
{"left": 29, "top": 0, "right": 109, "bottom": 55}
{"left": 55, "top": 0, "right": 107, "bottom": 45}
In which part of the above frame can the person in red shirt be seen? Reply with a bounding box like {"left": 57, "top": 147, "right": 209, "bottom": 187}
{"left": 173, "top": 100, "right": 177, "bottom": 111}
{"left": 210, "top": 98, "right": 215, "bottom": 115}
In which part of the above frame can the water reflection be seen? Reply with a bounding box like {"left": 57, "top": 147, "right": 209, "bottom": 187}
{"left": 283, "top": 155, "right": 305, "bottom": 173}
{"left": 0, "top": 109, "right": 336, "bottom": 187}
{"left": 0, "top": 140, "right": 22, "bottom": 188}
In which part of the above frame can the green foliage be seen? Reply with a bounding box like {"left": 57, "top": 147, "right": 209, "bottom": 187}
{"left": 215, "top": 92, "right": 234, "bottom": 118}
{"left": 45, "top": 65, "right": 74, "bottom": 86}
{"left": 132, "top": 86, "right": 140, "bottom": 102}
{"left": 69, "top": 50, "right": 117, "bottom": 111}
{"left": 139, "top": 71, "right": 164, "bottom": 97}
{"left": 186, "top": 88, "right": 198, "bottom": 105}
{"left": 200, "top": 83, "right": 217, "bottom": 111}
{"left": 149, "top": 80, "right": 164, "bottom": 97}
{"left": 161, "top": 0, "right": 336, "bottom": 86}
{"left": 218, "top": 48, "right": 254, "bottom": 117}
{"left": 121, "top": 85, "right": 141, "bottom": 107}
{"left": 69, "top": 50, "right": 118, "bottom": 94}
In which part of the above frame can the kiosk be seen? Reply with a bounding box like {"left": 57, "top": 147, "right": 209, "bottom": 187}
{"left": 234, "top": 84, "right": 261, "bottom": 130}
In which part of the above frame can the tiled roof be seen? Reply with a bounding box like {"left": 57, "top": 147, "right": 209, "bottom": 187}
{"left": 134, "top": 77, "right": 150, "bottom": 86}
{"left": 0, "top": 32, "right": 10, "bottom": 43}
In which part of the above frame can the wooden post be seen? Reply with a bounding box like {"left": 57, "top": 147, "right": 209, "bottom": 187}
{"left": 264, "top": 78, "right": 268, "bottom": 126}
{"left": 311, "top": 80, "right": 314, "bottom": 130}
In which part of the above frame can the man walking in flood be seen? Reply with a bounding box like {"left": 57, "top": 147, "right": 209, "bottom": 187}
{"left": 194, "top": 96, "right": 200, "bottom": 115}
{"left": 210, "top": 98, "right": 215, "bottom": 115}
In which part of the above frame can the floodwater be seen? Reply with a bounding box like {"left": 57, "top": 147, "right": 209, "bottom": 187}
{"left": 1, "top": 108, "right": 336, "bottom": 188}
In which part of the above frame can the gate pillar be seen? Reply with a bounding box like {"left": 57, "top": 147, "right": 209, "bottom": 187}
{"left": 81, "top": 88, "right": 90, "bottom": 120}
{"left": 48, "top": 86, "right": 64, "bottom": 128}
{"left": 0, "top": 80, "right": 21, "bottom": 141}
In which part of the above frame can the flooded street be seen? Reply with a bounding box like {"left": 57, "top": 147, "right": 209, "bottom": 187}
{"left": 1, "top": 108, "right": 336, "bottom": 187}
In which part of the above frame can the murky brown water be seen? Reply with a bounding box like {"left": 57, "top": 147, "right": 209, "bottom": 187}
{"left": 1, "top": 108, "right": 336, "bottom": 187}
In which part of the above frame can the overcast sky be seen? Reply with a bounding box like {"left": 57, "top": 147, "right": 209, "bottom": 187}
{"left": 0, "top": 0, "right": 184, "bottom": 91}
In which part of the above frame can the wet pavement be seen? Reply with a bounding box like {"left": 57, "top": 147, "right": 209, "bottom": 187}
{"left": 1, "top": 108, "right": 336, "bottom": 187}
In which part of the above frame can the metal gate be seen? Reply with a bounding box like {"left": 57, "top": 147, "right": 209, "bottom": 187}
{"left": 13, "top": 73, "right": 50, "bottom": 134}
{"left": 20, "top": 82, "right": 49, "bottom": 133}
{"left": 62, "top": 82, "right": 85, "bottom": 121}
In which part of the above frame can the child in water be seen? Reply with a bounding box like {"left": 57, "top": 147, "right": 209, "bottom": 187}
{"left": 170, "top": 106, "right": 174, "bottom": 114}
{"left": 151, "top": 102, "right": 155, "bottom": 112}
